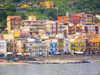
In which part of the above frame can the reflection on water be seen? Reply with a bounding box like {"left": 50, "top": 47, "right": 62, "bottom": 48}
{"left": 0, "top": 62, "right": 100, "bottom": 75}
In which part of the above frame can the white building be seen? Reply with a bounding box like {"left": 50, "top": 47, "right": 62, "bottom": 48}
{"left": 96, "top": 15, "right": 100, "bottom": 20}
{"left": 0, "top": 40, "right": 7, "bottom": 54}
{"left": 27, "top": 39, "right": 47, "bottom": 56}
{"left": 64, "top": 39, "right": 70, "bottom": 53}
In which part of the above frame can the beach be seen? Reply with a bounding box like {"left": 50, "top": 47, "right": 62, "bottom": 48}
{"left": 0, "top": 55, "right": 100, "bottom": 65}
{"left": 0, "top": 62, "right": 28, "bottom": 65}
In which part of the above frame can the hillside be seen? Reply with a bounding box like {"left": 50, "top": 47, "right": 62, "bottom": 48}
{"left": 0, "top": 0, "right": 100, "bottom": 30}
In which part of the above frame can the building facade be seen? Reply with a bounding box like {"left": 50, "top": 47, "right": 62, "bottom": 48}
{"left": 27, "top": 39, "right": 47, "bottom": 56}
{"left": 39, "top": 1, "right": 54, "bottom": 9}
{"left": 58, "top": 16, "right": 67, "bottom": 23}
{"left": 7, "top": 16, "right": 23, "bottom": 34}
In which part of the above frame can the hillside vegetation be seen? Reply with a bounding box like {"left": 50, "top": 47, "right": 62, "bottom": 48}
{"left": 0, "top": 0, "right": 100, "bottom": 29}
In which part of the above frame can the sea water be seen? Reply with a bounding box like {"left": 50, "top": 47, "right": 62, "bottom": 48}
{"left": 0, "top": 62, "right": 100, "bottom": 75}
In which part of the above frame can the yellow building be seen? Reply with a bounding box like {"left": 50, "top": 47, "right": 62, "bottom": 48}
{"left": 17, "top": 40, "right": 27, "bottom": 53}
{"left": 7, "top": 40, "right": 27, "bottom": 53}
{"left": 70, "top": 39, "right": 86, "bottom": 52}
{"left": 70, "top": 38, "right": 100, "bottom": 54}
{"left": 13, "top": 33, "right": 20, "bottom": 38}
{"left": 7, "top": 16, "right": 23, "bottom": 34}
{"left": 3, "top": 34, "right": 14, "bottom": 40}
{"left": 40, "top": 1, "right": 53, "bottom": 9}
{"left": 28, "top": 16, "right": 36, "bottom": 20}
{"left": 58, "top": 39, "right": 64, "bottom": 52}
{"left": 90, "top": 39, "right": 100, "bottom": 51}
{"left": 64, "top": 24, "right": 82, "bottom": 36}
{"left": 21, "top": 3, "right": 32, "bottom": 8}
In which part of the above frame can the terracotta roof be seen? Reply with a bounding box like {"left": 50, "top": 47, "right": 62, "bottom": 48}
{"left": 23, "top": 20, "right": 46, "bottom": 22}
{"left": 95, "top": 23, "right": 100, "bottom": 25}
{"left": 8, "top": 16, "right": 21, "bottom": 19}
{"left": 58, "top": 16, "right": 67, "bottom": 18}
{"left": 76, "top": 14, "right": 83, "bottom": 16}
{"left": 90, "top": 14, "right": 94, "bottom": 17}
{"left": 83, "top": 22, "right": 95, "bottom": 25}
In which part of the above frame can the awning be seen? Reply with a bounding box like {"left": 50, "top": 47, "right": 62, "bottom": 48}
{"left": 17, "top": 53, "right": 22, "bottom": 55}
{"left": 24, "top": 53, "right": 31, "bottom": 55}
{"left": 74, "top": 51, "right": 84, "bottom": 54}
{"left": 6, "top": 52, "right": 13, "bottom": 55}
{"left": 0, "top": 54, "right": 4, "bottom": 55}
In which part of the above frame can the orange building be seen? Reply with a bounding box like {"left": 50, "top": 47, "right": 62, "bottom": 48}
{"left": 58, "top": 16, "right": 67, "bottom": 23}
{"left": 0, "top": 34, "right": 4, "bottom": 39}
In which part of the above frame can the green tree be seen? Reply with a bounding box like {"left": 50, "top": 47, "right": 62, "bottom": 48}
{"left": 4, "top": 4, "right": 16, "bottom": 12}
{"left": 15, "top": 12, "right": 27, "bottom": 20}
{"left": 95, "top": 18, "right": 100, "bottom": 23}
{"left": 13, "top": 0, "right": 22, "bottom": 3}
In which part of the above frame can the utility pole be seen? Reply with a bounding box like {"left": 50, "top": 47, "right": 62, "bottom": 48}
{"left": 55, "top": 7, "right": 59, "bottom": 15}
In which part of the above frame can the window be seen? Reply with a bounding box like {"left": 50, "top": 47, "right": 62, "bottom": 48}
{"left": 82, "top": 44, "right": 84, "bottom": 47}
{"left": 50, "top": 44, "right": 53, "bottom": 47}
{"left": 50, "top": 49, "right": 53, "bottom": 51}
{"left": 77, "top": 21, "right": 79, "bottom": 24}
{"left": 77, "top": 40, "right": 80, "bottom": 43}
{"left": 85, "top": 26, "right": 88, "bottom": 33}
{"left": 62, "top": 18, "right": 64, "bottom": 20}
{"left": 55, "top": 49, "right": 57, "bottom": 52}
{"left": 74, "top": 21, "right": 76, "bottom": 24}
{"left": 66, "top": 44, "right": 68, "bottom": 46}
{"left": 82, "top": 40, "right": 84, "bottom": 43}
{"left": 89, "top": 26, "right": 91, "bottom": 28}
{"left": 93, "top": 26, "right": 95, "bottom": 28}
{"left": 54, "top": 43, "right": 57, "bottom": 47}
{"left": 19, "top": 21, "right": 20, "bottom": 24}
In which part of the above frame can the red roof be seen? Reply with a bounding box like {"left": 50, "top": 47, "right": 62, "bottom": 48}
{"left": 76, "top": 14, "right": 83, "bottom": 17}
{"left": 8, "top": 16, "right": 21, "bottom": 19}
{"left": 90, "top": 14, "right": 95, "bottom": 17}
{"left": 95, "top": 23, "right": 100, "bottom": 25}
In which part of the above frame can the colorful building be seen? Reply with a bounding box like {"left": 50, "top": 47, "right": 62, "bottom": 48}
{"left": 58, "top": 39, "right": 64, "bottom": 52}
{"left": 3, "top": 34, "right": 14, "bottom": 40}
{"left": 85, "top": 39, "right": 100, "bottom": 54}
{"left": 58, "top": 16, "right": 67, "bottom": 23}
{"left": 39, "top": 1, "right": 54, "bottom": 9}
{"left": 23, "top": 20, "right": 46, "bottom": 31}
{"left": 70, "top": 38, "right": 100, "bottom": 55}
{"left": 82, "top": 24, "right": 99, "bottom": 39}
{"left": 64, "top": 24, "right": 82, "bottom": 36}
{"left": 0, "top": 40, "right": 7, "bottom": 54}
{"left": 13, "top": 33, "right": 20, "bottom": 39}
{"left": 48, "top": 39, "right": 58, "bottom": 55}
{"left": 0, "top": 34, "right": 4, "bottom": 39}
{"left": 27, "top": 39, "right": 47, "bottom": 56}
{"left": 76, "top": 13, "right": 95, "bottom": 24}
{"left": 72, "top": 16, "right": 81, "bottom": 24}
{"left": 7, "top": 40, "right": 27, "bottom": 53}
{"left": 7, "top": 16, "right": 23, "bottom": 34}
{"left": 64, "top": 39, "right": 70, "bottom": 53}
{"left": 46, "top": 21, "right": 65, "bottom": 35}
{"left": 28, "top": 16, "right": 36, "bottom": 20}
{"left": 21, "top": 3, "right": 32, "bottom": 8}
{"left": 70, "top": 39, "right": 86, "bottom": 52}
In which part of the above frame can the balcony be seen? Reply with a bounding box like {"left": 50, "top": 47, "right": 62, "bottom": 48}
{"left": 22, "top": 47, "right": 27, "bottom": 49}
{"left": 24, "top": 23, "right": 46, "bottom": 26}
